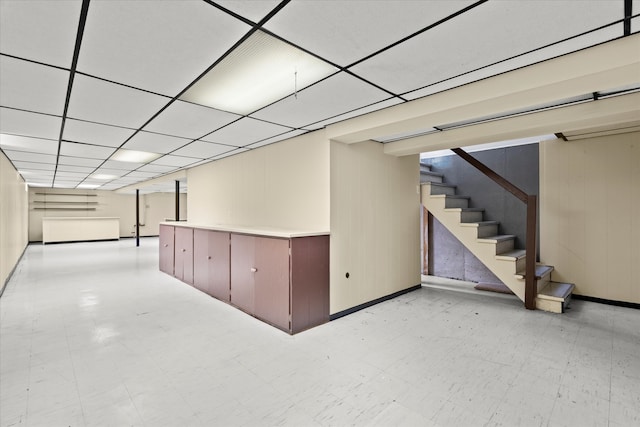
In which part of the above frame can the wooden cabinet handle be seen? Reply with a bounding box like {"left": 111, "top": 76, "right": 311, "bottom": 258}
{"left": 250, "top": 267, "right": 257, "bottom": 273}
{"left": 207, "top": 256, "right": 212, "bottom": 260}
{"left": 163, "top": 244, "right": 168, "bottom": 247}
{"left": 182, "top": 248, "right": 186, "bottom": 252}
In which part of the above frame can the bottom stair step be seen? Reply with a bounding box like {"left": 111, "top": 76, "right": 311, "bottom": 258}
{"left": 536, "top": 282, "right": 575, "bottom": 314}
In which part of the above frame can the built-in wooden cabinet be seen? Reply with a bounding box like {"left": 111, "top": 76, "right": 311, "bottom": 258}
{"left": 231, "top": 234, "right": 290, "bottom": 331}
{"left": 174, "top": 226, "right": 194, "bottom": 284}
{"left": 194, "top": 229, "right": 230, "bottom": 302}
{"left": 159, "top": 224, "right": 174, "bottom": 275}
{"left": 159, "top": 223, "right": 329, "bottom": 334}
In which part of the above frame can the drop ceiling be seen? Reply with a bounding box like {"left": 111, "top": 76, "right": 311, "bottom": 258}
{"left": 0, "top": 0, "right": 638, "bottom": 191}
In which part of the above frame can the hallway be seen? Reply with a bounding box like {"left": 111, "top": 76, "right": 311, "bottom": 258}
{"left": 1, "top": 239, "right": 638, "bottom": 426}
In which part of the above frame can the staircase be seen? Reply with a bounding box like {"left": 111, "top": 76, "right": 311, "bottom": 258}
{"left": 420, "top": 162, "right": 574, "bottom": 313}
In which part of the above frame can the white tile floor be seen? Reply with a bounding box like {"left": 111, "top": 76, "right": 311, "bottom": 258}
{"left": 1, "top": 238, "right": 639, "bottom": 427}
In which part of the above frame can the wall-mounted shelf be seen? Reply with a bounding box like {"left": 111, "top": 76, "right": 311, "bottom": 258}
{"left": 31, "top": 192, "right": 100, "bottom": 212}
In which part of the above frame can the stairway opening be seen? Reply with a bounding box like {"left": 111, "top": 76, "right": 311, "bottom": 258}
{"left": 419, "top": 136, "right": 574, "bottom": 312}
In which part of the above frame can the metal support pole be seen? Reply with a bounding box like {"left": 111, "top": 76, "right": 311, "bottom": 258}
{"left": 524, "top": 195, "right": 537, "bottom": 309}
{"left": 175, "top": 180, "right": 180, "bottom": 221}
{"left": 136, "top": 189, "right": 140, "bottom": 247}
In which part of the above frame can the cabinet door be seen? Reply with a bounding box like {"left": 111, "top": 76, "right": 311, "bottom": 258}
{"left": 174, "top": 227, "right": 194, "bottom": 284}
{"left": 208, "top": 231, "right": 230, "bottom": 302}
{"left": 193, "top": 229, "right": 209, "bottom": 293}
{"left": 253, "top": 237, "right": 290, "bottom": 331}
{"left": 159, "top": 225, "right": 174, "bottom": 275}
{"left": 230, "top": 234, "right": 255, "bottom": 313}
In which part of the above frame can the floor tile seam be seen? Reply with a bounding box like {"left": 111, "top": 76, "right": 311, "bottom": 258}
{"left": 121, "top": 381, "right": 150, "bottom": 426}
{"left": 63, "top": 317, "right": 90, "bottom": 427}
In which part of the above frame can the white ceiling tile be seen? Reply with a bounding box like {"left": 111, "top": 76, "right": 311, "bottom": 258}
{"left": 0, "top": 108, "right": 62, "bottom": 140}
{"left": 251, "top": 72, "right": 390, "bottom": 128}
{"left": 58, "top": 155, "right": 103, "bottom": 167}
{"left": 56, "top": 164, "right": 97, "bottom": 173}
{"left": 77, "top": 1, "right": 251, "bottom": 95}
{"left": 67, "top": 74, "right": 170, "bottom": 128}
{"left": 126, "top": 171, "right": 160, "bottom": 179}
{"left": 101, "top": 160, "right": 143, "bottom": 170}
{"left": 99, "top": 183, "right": 121, "bottom": 190}
{"left": 0, "top": 0, "right": 81, "bottom": 68}
{"left": 143, "top": 100, "right": 240, "bottom": 139}
{"left": 212, "top": 147, "right": 250, "bottom": 160}
{"left": 12, "top": 161, "right": 56, "bottom": 172}
{"left": 63, "top": 119, "right": 136, "bottom": 147}
{"left": 244, "top": 129, "right": 307, "bottom": 149}
{"left": 172, "top": 141, "right": 235, "bottom": 159}
{"left": 136, "top": 164, "right": 179, "bottom": 174}
{"left": 201, "top": 117, "right": 292, "bottom": 147}
{"left": 265, "top": 1, "right": 475, "bottom": 66}
{"left": 17, "top": 169, "right": 54, "bottom": 177}
{"left": 403, "top": 24, "right": 624, "bottom": 101}
{"left": 0, "top": 56, "right": 69, "bottom": 115}
{"left": 53, "top": 180, "right": 82, "bottom": 188}
{"left": 2, "top": 150, "right": 57, "bottom": 164}
{"left": 0, "top": 134, "right": 58, "bottom": 155}
{"left": 90, "top": 168, "right": 128, "bottom": 178}
{"left": 109, "top": 177, "right": 145, "bottom": 185}
{"left": 632, "top": 15, "right": 639, "bottom": 33}
{"left": 306, "top": 98, "right": 404, "bottom": 131}
{"left": 60, "top": 141, "right": 115, "bottom": 159}
{"left": 54, "top": 171, "right": 90, "bottom": 179}
{"left": 215, "top": 1, "right": 280, "bottom": 24}
{"left": 122, "top": 131, "right": 190, "bottom": 154}
{"left": 351, "top": 1, "right": 623, "bottom": 95}
{"left": 150, "top": 155, "right": 199, "bottom": 167}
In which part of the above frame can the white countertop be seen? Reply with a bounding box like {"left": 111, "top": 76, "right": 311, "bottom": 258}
{"left": 160, "top": 222, "right": 329, "bottom": 238}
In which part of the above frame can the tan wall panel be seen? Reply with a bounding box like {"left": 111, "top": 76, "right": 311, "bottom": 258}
{"left": 187, "top": 131, "right": 330, "bottom": 231}
{"left": 0, "top": 151, "right": 29, "bottom": 289}
{"left": 540, "top": 131, "right": 640, "bottom": 303}
{"left": 330, "top": 140, "right": 420, "bottom": 314}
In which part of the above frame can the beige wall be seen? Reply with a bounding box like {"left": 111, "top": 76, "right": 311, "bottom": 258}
{"left": 187, "top": 131, "right": 421, "bottom": 315}
{"left": 28, "top": 188, "right": 187, "bottom": 241}
{"left": 330, "top": 140, "right": 421, "bottom": 314}
{"left": 187, "top": 131, "right": 330, "bottom": 231}
{"left": 0, "top": 151, "right": 28, "bottom": 290}
{"left": 540, "top": 131, "right": 640, "bottom": 303}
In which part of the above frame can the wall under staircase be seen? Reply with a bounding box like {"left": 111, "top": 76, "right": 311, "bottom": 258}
{"left": 420, "top": 150, "right": 574, "bottom": 313}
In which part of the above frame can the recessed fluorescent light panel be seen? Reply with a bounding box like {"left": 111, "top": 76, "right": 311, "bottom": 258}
{"left": 90, "top": 174, "right": 118, "bottom": 180}
{"left": 181, "top": 30, "right": 337, "bottom": 115}
{"left": 110, "top": 149, "right": 161, "bottom": 163}
{"left": 77, "top": 184, "right": 101, "bottom": 189}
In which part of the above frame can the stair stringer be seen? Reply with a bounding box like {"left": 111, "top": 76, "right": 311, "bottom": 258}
{"left": 421, "top": 183, "right": 526, "bottom": 302}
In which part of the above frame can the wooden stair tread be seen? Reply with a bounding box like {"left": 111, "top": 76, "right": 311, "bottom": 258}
{"left": 420, "top": 170, "right": 444, "bottom": 177}
{"left": 537, "top": 282, "right": 575, "bottom": 301}
{"left": 460, "top": 221, "right": 499, "bottom": 227}
{"left": 477, "top": 234, "right": 515, "bottom": 243}
{"left": 430, "top": 194, "right": 469, "bottom": 199}
{"left": 515, "top": 264, "right": 554, "bottom": 279}
{"left": 428, "top": 183, "right": 456, "bottom": 189}
{"left": 496, "top": 249, "right": 526, "bottom": 260}
{"left": 444, "top": 207, "right": 484, "bottom": 212}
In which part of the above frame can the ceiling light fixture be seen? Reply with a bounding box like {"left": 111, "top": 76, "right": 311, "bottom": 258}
{"left": 90, "top": 173, "right": 118, "bottom": 180}
{"left": 180, "top": 30, "right": 337, "bottom": 115}
{"left": 110, "top": 149, "right": 161, "bottom": 163}
{"left": 77, "top": 184, "right": 101, "bottom": 189}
